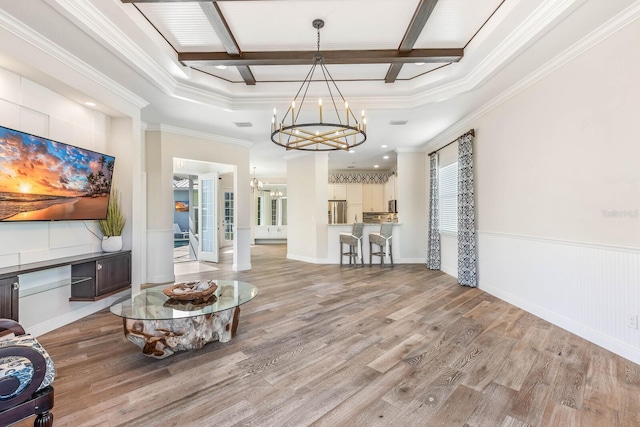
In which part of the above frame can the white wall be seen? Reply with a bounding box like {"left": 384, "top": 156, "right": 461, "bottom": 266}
{"left": 287, "top": 153, "right": 329, "bottom": 262}
{"left": 0, "top": 67, "right": 139, "bottom": 335}
{"left": 436, "top": 16, "right": 640, "bottom": 362}
{"left": 145, "top": 128, "right": 251, "bottom": 282}
{"left": 396, "top": 151, "right": 427, "bottom": 263}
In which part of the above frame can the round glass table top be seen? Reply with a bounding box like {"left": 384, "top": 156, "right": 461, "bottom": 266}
{"left": 110, "top": 280, "right": 258, "bottom": 321}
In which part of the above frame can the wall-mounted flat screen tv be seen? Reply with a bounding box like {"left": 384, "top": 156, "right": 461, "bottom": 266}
{"left": 0, "top": 125, "right": 116, "bottom": 222}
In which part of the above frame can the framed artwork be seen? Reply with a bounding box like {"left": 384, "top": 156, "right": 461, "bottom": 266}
{"left": 175, "top": 201, "right": 189, "bottom": 212}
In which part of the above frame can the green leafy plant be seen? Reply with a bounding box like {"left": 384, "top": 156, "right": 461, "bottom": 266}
{"left": 98, "top": 188, "right": 126, "bottom": 236}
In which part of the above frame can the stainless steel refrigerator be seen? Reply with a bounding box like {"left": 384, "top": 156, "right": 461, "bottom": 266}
{"left": 328, "top": 200, "right": 347, "bottom": 224}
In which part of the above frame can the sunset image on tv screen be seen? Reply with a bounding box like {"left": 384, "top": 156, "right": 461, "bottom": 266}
{"left": 0, "top": 126, "right": 116, "bottom": 221}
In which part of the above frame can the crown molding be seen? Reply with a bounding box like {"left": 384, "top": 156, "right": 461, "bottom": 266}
{"left": 406, "top": 0, "right": 584, "bottom": 108}
{"left": 0, "top": 8, "right": 148, "bottom": 109}
{"left": 52, "top": 0, "right": 177, "bottom": 96}
{"left": 52, "top": 0, "right": 583, "bottom": 112}
{"left": 395, "top": 147, "right": 424, "bottom": 153}
{"left": 145, "top": 123, "right": 253, "bottom": 147}
{"left": 173, "top": 82, "right": 234, "bottom": 110}
{"left": 424, "top": 0, "right": 640, "bottom": 152}
{"left": 167, "top": 0, "right": 583, "bottom": 111}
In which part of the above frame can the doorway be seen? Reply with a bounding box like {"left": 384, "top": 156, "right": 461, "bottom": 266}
{"left": 172, "top": 159, "right": 235, "bottom": 267}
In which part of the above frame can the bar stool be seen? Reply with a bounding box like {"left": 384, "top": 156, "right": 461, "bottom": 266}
{"left": 339, "top": 223, "right": 364, "bottom": 266}
{"left": 369, "top": 222, "right": 393, "bottom": 267}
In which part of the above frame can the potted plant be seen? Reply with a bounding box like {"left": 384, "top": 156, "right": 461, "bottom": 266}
{"left": 99, "top": 188, "right": 126, "bottom": 252}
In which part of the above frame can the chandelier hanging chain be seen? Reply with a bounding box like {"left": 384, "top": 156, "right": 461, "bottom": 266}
{"left": 270, "top": 18, "right": 367, "bottom": 151}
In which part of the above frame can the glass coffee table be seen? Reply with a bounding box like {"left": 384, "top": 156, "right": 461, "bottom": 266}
{"left": 110, "top": 280, "right": 258, "bottom": 358}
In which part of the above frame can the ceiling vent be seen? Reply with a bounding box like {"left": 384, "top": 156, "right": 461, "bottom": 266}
{"left": 234, "top": 122, "right": 253, "bottom": 128}
{"left": 389, "top": 120, "right": 408, "bottom": 126}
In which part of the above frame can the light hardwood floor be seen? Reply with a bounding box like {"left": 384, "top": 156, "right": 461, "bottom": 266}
{"left": 17, "top": 245, "right": 640, "bottom": 426}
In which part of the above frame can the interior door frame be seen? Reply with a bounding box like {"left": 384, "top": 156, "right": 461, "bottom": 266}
{"left": 198, "top": 172, "right": 219, "bottom": 263}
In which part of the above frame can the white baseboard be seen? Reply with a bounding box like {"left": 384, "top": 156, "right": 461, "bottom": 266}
{"left": 286, "top": 253, "right": 324, "bottom": 264}
{"left": 477, "top": 231, "right": 640, "bottom": 365}
{"left": 233, "top": 262, "right": 252, "bottom": 271}
{"left": 481, "top": 281, "right": 640, "bottom": 365}
{"left": 397, "top": 257, "right": 427, "bottom": 264}
{"left": 29, "top": 290, "right": 130, "bottom": 337}
{"left": 147, "top": 273, "right": 175, "bottom": 284}
{"left": 441, "top": 263, "right": 458, "bottom": 278}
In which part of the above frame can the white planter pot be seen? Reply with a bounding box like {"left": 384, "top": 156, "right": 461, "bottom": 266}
{"left": 102, "top": 236, "right": 123, "bottom": 252}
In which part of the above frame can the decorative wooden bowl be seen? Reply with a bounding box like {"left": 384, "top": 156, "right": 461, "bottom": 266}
{"left": 162, "top": 280, "right": 217, "bottom": 301}
{"left": 163, "top": 294, "right": 218, "bottom": 311}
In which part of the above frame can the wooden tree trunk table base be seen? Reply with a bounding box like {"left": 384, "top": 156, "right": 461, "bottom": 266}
{"left": 122, "top": 306, "right": 240, "bottom": 359}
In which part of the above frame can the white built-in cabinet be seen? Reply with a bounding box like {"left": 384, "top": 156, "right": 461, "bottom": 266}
{"left": 362, "top": 184, "right": 386, "bottom": 212}
{"left": 254, "top": 225, "right": 287, "bottom": 240}
{"left": 346, "top": 184, "right": 363, "bottom": 222}
{"left": 385, "top": 175, "right": 397, "bottom": 200}
{"left": 328, "top": 181, "right": 389, "bottom": 217}
{"left": 328, "top": 184, "right": 347, "bottom": 200}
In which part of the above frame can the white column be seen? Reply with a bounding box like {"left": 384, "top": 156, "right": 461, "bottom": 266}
{"left": 396, "top": 150, "right": 427, "bottom": 263}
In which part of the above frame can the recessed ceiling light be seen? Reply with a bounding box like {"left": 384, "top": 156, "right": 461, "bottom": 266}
{"left": 374, "top": 165, "right": 379, "bottom": 168}
{"left": 234, "top": 122, "right": 253, "bottom": 128}
{"left": 349, "top": 150, "right": 355, "bottom": 153}
{"left": 389, "top": 120, "right": 408, "bottom": 126}
{"left": 415, "top": 62, "right": 425, "bottom": 66}
{"left": 215, "top": 65, "right": 227, "bottom": 70}
{"left": 84, "top": 101, "right": 96, "bottom": 107}
{"left": 383, "top": 155, "right": 389, "bottom": 160}
{"left": 381, "top": 145, "right": 387, "bottom": 148}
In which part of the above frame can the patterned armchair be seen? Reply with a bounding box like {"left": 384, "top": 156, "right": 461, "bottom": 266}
{"left": 0, "top": 319, "right": 55, "bottom": 427}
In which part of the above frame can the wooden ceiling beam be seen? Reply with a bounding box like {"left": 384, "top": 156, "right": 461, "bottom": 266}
{"left": 179, "top": 49, "right": 463, "bottom": 66}
{"left": 385, "top": 0, "right": 440, "bottom": 83}
{"left": 199, "top": 2, "right": 255, "bottom": 85}
{"left": 121, "top": 1, "right": 263, "bottom": 3}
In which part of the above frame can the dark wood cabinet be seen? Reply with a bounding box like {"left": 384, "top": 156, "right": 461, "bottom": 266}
{"left": 70, "top": 252, "right": 131, "bottom": 301}
{"left": 0, "top": 251, "right": 132, "bottom": 318}
{"left": 0, "top": 277, "right": 19, "bottom": 321}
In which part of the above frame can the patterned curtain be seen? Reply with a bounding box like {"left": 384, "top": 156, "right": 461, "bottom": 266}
{"left": 426, "top": 153, "right": 441, "bottom": 270}
{"left": 457, "top": 133, "right": 477, "bottom": 287}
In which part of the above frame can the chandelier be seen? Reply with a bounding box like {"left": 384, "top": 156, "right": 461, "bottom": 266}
{"left": 250, "top": 167, "right": 262, "bottom": 193}
{"left": 270, "top": 19, "right": 367, "bottom": 151}
{"left": 270, "top": 186, "right": 283, "bottom": 199}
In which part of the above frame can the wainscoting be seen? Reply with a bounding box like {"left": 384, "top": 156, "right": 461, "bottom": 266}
{"left": 478, "top": 231, "right": 640, "bottom": 364}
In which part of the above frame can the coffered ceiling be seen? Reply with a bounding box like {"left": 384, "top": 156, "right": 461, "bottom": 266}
{"left": 0, "top": 0, "right": 636, "bottom": 177}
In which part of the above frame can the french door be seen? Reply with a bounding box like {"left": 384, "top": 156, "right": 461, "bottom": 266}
{"left": 198, "top": 173, "right": 219, "bottom": 262}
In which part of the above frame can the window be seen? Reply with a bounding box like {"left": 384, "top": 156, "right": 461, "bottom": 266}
{"left": 271, "top": 199, "right": 277, "bottom": 226}
{"left": 224, "top": 191, "right": 234, "bottom": 240}
{"left": 257, "top": 196, "right": 262, "bottom": 225}
{"left": 439, "top": 162, "right": 458, "bottom": 233}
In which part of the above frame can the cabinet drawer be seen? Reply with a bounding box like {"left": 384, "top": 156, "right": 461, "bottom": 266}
{"left": 97, "top": 254, "right": 131, "bottom": 295}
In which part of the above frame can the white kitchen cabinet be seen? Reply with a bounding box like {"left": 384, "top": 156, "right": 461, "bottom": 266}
{"left": 254, "top": 225, "right": 287, "bottom": 241}
{"left": 362, "top": 184, "right": 385, "bottom": 212}
{"left": 385, "top": 175, "right": 396, "bottom": 201}
{"left": 347, "top": 203, "right": 363, "bottom": 224}
{"left": 346, "top": 183, "right": 362, "bottom": 205}
{"left": 328, "top": 184, "right": 347, "bottom": 200}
